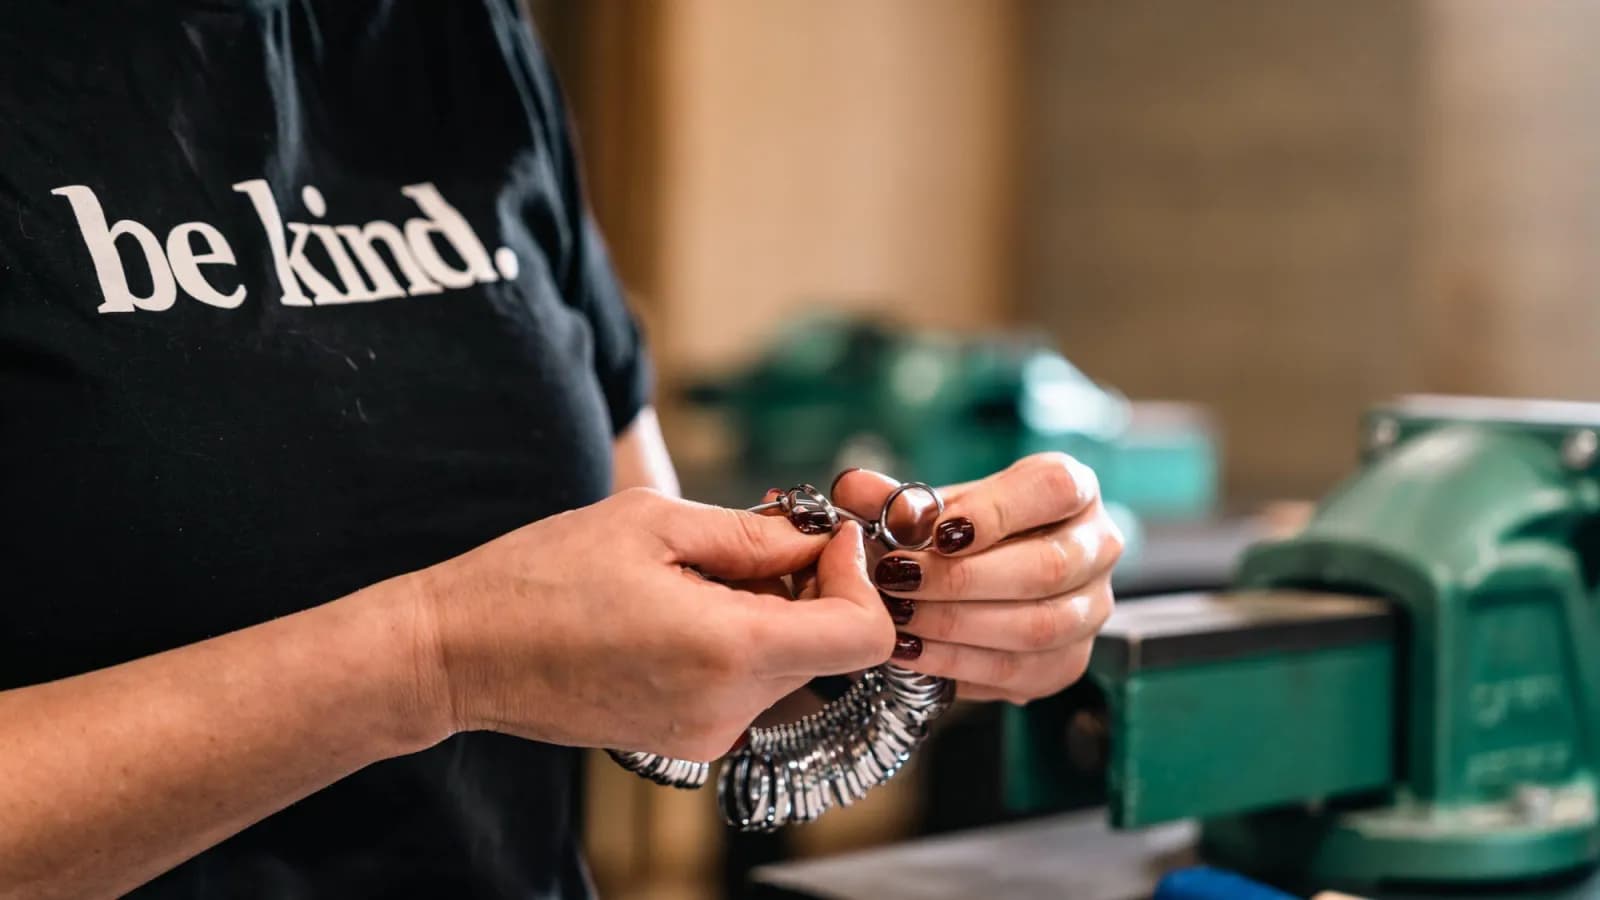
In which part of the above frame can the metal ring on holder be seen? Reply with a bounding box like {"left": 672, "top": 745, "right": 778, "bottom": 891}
{"left": 606, "top": 478, "right": 957, "bottom": 831}
{"left": 878, "top": 481, "right": 944, "bottom": 551}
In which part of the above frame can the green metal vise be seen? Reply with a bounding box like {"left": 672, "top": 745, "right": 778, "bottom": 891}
{"left": 691, "top": 313, "right": 1218, "bottom": 538}
{"left": 1006, "top": 395, "right": 1600, "bottom": 889}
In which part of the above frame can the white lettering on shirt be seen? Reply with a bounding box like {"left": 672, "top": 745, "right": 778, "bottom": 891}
{"left": 50, "top": 181, "right": 518, "bottom": 314}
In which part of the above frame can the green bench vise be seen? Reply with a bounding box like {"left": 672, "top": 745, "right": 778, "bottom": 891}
{"left": 690, "top": 314, "right": 1220, "bottom": 562}
{"left": 1006, "top": 395, "right": 1600, "bottom": 889}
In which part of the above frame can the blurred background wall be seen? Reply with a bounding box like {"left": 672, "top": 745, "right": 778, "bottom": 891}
{"left": 1021, "top": 1, "right": 1419, "bottom": 496}
{"left": 526, "top": 1, "right": 1600, "bottom": 897}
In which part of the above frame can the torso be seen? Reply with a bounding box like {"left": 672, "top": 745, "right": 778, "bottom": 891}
{"left": 0, "top": 3, "right": 627, "bottom": 896}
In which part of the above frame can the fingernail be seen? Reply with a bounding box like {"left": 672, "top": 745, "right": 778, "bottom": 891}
{"left": 936, "top": 517, "right": 975, "bottom": 554}
{"left": 883, "top": 596, "right": 915, "bottom": 626}
{"left": 829, "top": 467, "right": 862, "bottom": 496}
{"left": 892, "top": 633, "right": 923, "bottom": 660}
{"left": 874, "top": 556, "right": 922, "bottom": 592}
{"left": 789, "top": 507, "right": 834, "bottom": 534}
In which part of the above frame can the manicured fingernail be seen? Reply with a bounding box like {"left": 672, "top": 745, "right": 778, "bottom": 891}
{"left": 893, "top": 633, "right": 923, "bottom": 660}
{"left": 883, "top": 596, "right": 916, "bottom": 625}
{"left": 789, "top": 507, "right": 834, "bottom": 534}
{"left": 829, "top": 467, "right": 862, "bottom": 495}
{"left": 874, "top": 556, "right": 922, "bottom": 592}
{"left": 936, "top": 517, "right": 975, "bottom": 553}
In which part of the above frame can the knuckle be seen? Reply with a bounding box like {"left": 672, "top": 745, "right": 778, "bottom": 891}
{"left": 1040, "top": 539, "right": 1077, "bottom": 593}
{"left": 923, "top": 604, "right": 959, "bottom": 642}
{"left": 987, "top": 496, "right": 1010, "bottom": 546}
{"left": 1011, "top": 647, "right": 1091, "bottom": 705}
{"left": 732, "top": 508, "right": 778, "bottom": 557}
{"left": 1031, "top": 452, "right": 1081, "bottom": 498}
{"left": 988, "top": 650, "right": 1023, "bottom": 687}
{"left": 1102, "top": 518, "right": 1128, "bottom": 567}
{"left": 944, "top": 557, "right": 976, "bottom": 598}
{"left": 616, "top": 485, "right": 664, "bottom": 511}
{"left": 696, "top": 623, "right": 754, "bottom": 682}
{"left": 1071, "top": 460, "right": 1101, "bottom": 504}
{"left": 1086, "top": 588, "right": 1115, "bottom": 635}
{"left": 1059, "top": 641, "right": 1094, "bottom": 686}
{"left": 1023, "top": 599, "right": 1066, "bottom": 651}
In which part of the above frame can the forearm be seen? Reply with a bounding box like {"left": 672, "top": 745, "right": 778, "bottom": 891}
{"left": 612, "top": 407, "right": 680, "bottom": 495}
{"left": 0, "top": 576, "right": 441, "bottom": 900}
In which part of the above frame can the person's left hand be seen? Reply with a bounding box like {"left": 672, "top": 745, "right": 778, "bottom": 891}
{"left": 832, "top": 453, "right": 1123, "bottom": 704}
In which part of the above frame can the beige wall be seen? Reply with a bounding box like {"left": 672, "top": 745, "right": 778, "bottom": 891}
{"left": 1416, "top": 0, "right": 1600, "bottom": 401}
{"left": 1019, "top": 0, "right": 1422, "bottom": 500}
{"left": 651, "top": 0, "right": 1020, "bottom": 375}
{"left": 1019, "top": 0, "right": 1600, "bottom": 500}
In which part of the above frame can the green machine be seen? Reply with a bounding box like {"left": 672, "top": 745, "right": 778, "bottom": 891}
{"left": 1007, "top": 395, "right": 1600, "bottom": 890}
{"left": 691, "top": 315, "right": 1220, "bottom": 554}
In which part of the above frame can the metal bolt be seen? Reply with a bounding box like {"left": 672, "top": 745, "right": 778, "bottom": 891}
{"left": 1367, "top": 417, "right": 1400, "bottom": 455}
{"left": 1562, "top": 429, "right": 1599, "bottom": 471}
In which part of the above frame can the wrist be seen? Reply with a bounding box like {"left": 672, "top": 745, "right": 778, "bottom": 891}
{"left": 343, "top": 570, "right": 458, "bottom": 756}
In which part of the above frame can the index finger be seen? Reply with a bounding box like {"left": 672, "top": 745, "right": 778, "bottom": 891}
{"left": 831, "top": 468, "right": 941, "bottom": 543}
{"left": 932, "top": 453, "right": 1099, "bottom": 556}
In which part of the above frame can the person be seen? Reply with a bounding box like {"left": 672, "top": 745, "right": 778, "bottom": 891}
{"left": 0, "top": 2, "right": 1122, "bottom": 898}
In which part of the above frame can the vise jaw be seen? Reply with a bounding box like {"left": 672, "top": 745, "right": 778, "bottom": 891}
{"left": 1008, "top": 396, "right": 1600, "bottom": 888}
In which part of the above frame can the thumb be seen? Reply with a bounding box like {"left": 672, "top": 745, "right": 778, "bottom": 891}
{"left": 754, "top": 522, "right": 896, "bottom": 676}
{"left": 812, "top": 520, "right": 888, "bottom": 616}
{"left": 654, "top": 497, "right": 828, "bottom": 581}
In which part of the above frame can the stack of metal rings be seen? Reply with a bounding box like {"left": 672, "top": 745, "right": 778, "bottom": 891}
{"left": 607, "top": 751, "right": 713, "bottom": 790}
{"left": 607, "top": 480, "right": 956, "bottom": 831}
{"left": 718, "top": 660, "right": 953, "bottom": 831}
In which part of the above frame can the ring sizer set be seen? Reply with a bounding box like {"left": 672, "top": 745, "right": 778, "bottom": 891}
{"left": 608, "top": 481, "right": 957, "bottom": 831}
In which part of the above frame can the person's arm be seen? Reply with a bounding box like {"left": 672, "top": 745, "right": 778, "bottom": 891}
{"left": 611, "top": 406, "right": 679, "bottom": 495}
{"left": 0, "top": 577, "right": 435, "bottom": 900}
{"left": 0, "top": 483, "right": 892, "bottom": 900}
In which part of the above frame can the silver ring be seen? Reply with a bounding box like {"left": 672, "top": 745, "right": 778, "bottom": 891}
{"left": 878, "top": 482, "right": 944, "bottom": 551}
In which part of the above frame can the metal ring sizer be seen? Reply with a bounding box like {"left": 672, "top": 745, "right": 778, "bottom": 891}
{"left": 607, "top": 477, "right": 957, "bottom": 830}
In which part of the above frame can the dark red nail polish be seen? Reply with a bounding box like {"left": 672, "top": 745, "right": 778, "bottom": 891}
{"left": 829, "top": 467, "right": 862, "bottom": 495}
{"left": 893, "top": 633, "right": 923, "bottom": 660}
{"left": 936, "top": 517, "right": 975, "bottom": 554}
{"left": 883, "top": 596, "right": 915, "bottom": 625}
{"left": 874, "top": 556, "right": 922, "bottom": 591}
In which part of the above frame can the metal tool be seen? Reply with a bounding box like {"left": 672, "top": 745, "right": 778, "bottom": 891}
{"left": 1006, "top": 396, "right": 1600, "bottom": 889}
{"left": 609, "top": 481, "right": 957, "bottom": 830}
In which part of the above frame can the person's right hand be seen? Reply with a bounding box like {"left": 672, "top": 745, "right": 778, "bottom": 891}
{"left": 403, "top": 488, "right": 895, "bottom": 761}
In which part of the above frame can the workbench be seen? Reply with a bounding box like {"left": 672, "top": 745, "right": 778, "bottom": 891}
{"left": 749, "top": 811, "right": 1600, "bottom": 900}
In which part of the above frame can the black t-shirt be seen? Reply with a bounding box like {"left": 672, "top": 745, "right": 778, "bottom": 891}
{"left": 0, "top": 2, "right": 649, "bottom": 896}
